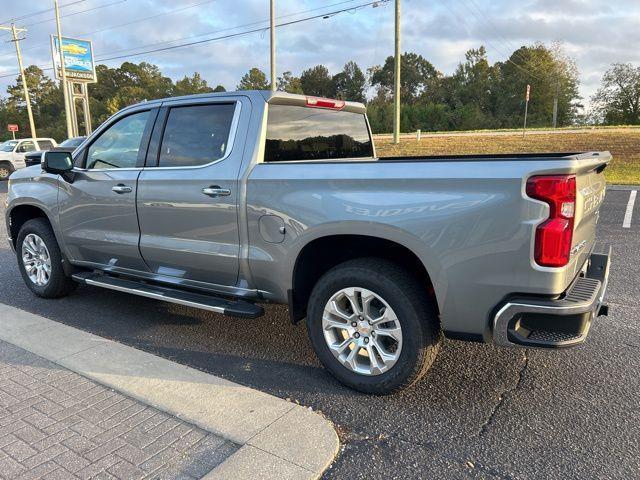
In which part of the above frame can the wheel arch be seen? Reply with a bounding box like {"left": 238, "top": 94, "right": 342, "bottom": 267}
{"left": 9, "top": 204, "right": 50, "bottom": 246}
{"left": 288, "top": 233, "right": 441, "bottom": 324}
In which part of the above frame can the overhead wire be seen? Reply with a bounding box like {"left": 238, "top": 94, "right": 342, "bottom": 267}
{"left": 0, "top": 0, "right": 88, "bottom": 25}
{"left": 0, "top": 0, "right": 389, "bottom": 80}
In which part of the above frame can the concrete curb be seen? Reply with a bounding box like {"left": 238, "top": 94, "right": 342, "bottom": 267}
{"left": 0, "top": 303, "right": 339, "bottom": 480}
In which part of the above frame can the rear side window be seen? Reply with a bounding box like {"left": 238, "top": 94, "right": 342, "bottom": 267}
{"left": 37, "top": 140, "right": 54, "bottom": 150}
{"left": 158, "top": 103, "right": 236, "bottom": 168}
{"left": 264, "top": 105, "right": 373, "bottom": 162}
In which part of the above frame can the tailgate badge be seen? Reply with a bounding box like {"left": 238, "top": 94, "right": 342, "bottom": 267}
{"left": 570, "top": 240, "right": 587, "bottom": 258}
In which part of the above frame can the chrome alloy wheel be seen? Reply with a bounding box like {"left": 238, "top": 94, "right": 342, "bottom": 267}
{"left": 0, "top": 166, "right": 10, "bottom": 179}
{"left": 21, "top": 234, "right": 52, "bottom": 287}
{"left": 322, "top": 287, "right": 403, "bottom": 376}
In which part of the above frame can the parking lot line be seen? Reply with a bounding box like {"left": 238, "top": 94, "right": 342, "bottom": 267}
{"left": 623, "top": 190, "right": 637, "bottom": 228}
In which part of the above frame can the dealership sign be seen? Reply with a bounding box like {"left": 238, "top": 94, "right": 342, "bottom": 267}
{"left": 50, "top": 36, "right": 97, "bottom": 83}
{"left": 7, "top": 124, "right": 18, "bottom": 132}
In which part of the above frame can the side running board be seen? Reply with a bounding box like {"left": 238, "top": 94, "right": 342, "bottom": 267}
{"left": 72, "top": 272, "right": 264, "bottom": 318}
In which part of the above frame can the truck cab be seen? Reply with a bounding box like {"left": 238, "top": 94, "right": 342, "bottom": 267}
{"left": 4, "top": 91, "right": 611, "bottom": 394}
{"left": 0, "top": 138, "right": 58, "bottom": 179}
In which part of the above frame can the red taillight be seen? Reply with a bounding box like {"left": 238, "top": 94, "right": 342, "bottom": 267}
{"left": 305, "top": 97, "right": 346, "bottom": 110}
{"left": 526, "top": 175, "right": 576, "bottom": 267}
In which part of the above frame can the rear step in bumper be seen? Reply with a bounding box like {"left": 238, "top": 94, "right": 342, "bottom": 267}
{"left": 72, "top": 272, "right": 264, "bottom": 319}
{"left": 493, "top": 246, "right": 611, "bottom": 349}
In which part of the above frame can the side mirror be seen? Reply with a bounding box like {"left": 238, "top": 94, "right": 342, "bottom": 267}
{"left": 43, "top": 151, "right": 73, "bottom": 175}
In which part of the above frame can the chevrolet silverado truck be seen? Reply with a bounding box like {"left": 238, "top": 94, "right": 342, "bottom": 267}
{"left": 5, "top": 91, "right": 611, "bottom": 394}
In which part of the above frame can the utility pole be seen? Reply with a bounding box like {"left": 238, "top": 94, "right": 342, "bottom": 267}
{"left": 0, "top": 24, "right": 37, "bottom": 138}
{"left": 552, "top": 80, "right": 559, "bottom": 129}
{"left": 54, "top": 0, "right": 73, "bottom": 139}
{"left": 523, "top": 84, "right": 530, "bottom": 138}
{"left": 392, "top": 0, "right": 401, "bottom": 144}
{"left": 270, "top": 0, "right": 276, "bottom": 91}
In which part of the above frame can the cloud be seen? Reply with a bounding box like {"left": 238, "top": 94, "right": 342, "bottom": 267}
{"left": 0, "top": 0, "right": 637, "bottom": 111}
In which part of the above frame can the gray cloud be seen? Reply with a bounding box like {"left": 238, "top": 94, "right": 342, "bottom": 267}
{"left": 0, "top": 0, "right": 637, "bottom": 111}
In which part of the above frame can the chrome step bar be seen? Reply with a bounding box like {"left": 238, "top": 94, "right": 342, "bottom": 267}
{"left": 72, "top": 272, "right": 264, "bottom": 318}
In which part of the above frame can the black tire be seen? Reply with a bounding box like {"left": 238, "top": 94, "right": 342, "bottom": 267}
{"left": 16, "top": 218, "right": 76, "bottom": 298}
{"left": 0, "top": 162, "right": 13, "bottom": 181}
{"left": 307, "top": 258, "right": 441, "bottom": 395}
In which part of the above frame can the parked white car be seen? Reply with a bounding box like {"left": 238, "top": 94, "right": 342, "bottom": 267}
{"left": 0, "top": 138, "right": 57, "bottom": 180}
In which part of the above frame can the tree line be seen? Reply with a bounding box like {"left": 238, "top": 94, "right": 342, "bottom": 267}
{"left": 0, "top": 42, "right": 638, "bottom": 142}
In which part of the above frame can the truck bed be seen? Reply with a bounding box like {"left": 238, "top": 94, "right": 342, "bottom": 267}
{"left": 377, "top": 152, "right": 597, "bottom": 162}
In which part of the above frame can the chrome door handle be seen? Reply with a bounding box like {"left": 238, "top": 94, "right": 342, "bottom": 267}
{"left": 112, "top": 184, "right": 133, "bottom": 194}
{"left": 202, "top": 186, "right": 231, "bottom": 197}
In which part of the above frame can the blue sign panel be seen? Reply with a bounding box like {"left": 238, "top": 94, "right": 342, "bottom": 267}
{"left": 51, "top": 36, "right": 96, "bottom": 83}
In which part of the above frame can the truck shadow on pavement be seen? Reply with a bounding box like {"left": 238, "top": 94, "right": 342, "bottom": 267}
{"left": 1, "top": 240, "right": 638, "bottom": 480}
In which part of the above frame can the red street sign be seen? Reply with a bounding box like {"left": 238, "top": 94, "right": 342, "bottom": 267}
{"left": 526, "top": 84, "right": 531, "bottom": 102}
{"left": 7, "top": 124, "right": 18, "bottom": 132}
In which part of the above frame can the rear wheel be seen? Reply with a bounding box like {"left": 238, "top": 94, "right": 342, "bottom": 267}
{"left": 307, "top": 258, "right": 441, "bottom": 394}
{"left": 16, "top": 218, "right": 76, "bottom": 298}
{"left": 0, "top": 162, "right": 13, "bottom": 181}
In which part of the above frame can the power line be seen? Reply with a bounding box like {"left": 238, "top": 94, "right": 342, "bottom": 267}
{"left": 97, "top": 0, "right": 388, "bottom": 63}
{"left": 0, "top": 0, "right": 127, "bottom": 43}
{"left": 457, "top": 0, "right": 544, "bottom": 79}
{"left": 437, "top": 0, "right": 545, "bottom": 82}
{"left": 0, "top": 0, "right": 87, "bottom": 25}
{"left": 75, "top": 0, "right": 219, "bottom": 37}
{"left": 11, "top": 0, "right": 360, "bottom": 58}
{"left": 0, "top": 0, "right": 388, "bottom": 80}
{"left": 89, "top": 0, "right": 363, "bottom": 58}
{"left": 23, "top": 0, "right": 128, "bottom": 28}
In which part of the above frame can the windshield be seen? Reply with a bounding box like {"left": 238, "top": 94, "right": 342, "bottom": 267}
{"left": 0, "top": 140, "right": 18, "bottom": 152}
{"left": 60, "top": 136, "right": 86, "bottom": 148}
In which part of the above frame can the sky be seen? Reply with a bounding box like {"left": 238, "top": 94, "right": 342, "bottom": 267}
{"left": 0, "top": 0, "right": 639, "bottom": 112}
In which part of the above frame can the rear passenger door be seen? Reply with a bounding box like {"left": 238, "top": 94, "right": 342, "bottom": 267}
{"left": 136, "top": 98, "right": 244, "bottom": 288}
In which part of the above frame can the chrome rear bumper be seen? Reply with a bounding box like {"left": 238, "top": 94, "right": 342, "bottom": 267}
{"left": 493, "top": 246, "right": 611, "bottom": 348}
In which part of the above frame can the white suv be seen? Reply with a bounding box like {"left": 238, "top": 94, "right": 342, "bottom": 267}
{"left": 0, "top": 138, "right": 58, "bottom": 180}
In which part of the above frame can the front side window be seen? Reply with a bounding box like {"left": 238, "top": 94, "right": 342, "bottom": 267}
{"left": 86, "top": 110, "right": 150, "bottom": 169}
{"left": 17, "top": 141, "right": 36, "bottom": 153}
{"left": 158, "top": 103, "right": 236, "bottom": 168}
{"left": 264, "top": 104, "right": 373, "bottom": 162}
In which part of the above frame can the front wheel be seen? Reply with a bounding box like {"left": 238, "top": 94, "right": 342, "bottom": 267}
{"left": 0, "top": 162, "right": 13, "bottom": 181}
{"left": 16, "top": 218, "right": 76, "bottom": 298}
{"left": 306, "top": 258, "right": 441, "bottom": 395}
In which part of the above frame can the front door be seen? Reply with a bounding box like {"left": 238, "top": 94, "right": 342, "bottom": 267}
{"left": 58, "top": 108, "right": 157, "bottom": 271}
{"left": 136, "top": 100, "right": 243, "bottom": 287}
{"left": 13, "top": 140, "right": 36, "bottom": 169}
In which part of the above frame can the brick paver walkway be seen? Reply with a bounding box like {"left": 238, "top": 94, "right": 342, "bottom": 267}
{"left": 0, "top": 339, "right": 237, "bottom": 480}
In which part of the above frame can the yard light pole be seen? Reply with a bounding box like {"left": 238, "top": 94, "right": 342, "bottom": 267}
{"left": 270, "top": 0, "right": 276, "bottom": 91}
{"left": 393, "top": 0, "right": 401, "bottom": 144}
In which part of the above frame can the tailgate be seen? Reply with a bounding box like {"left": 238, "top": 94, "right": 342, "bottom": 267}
{"left": 572, "top": 153, "right": 609, "bottom": 269}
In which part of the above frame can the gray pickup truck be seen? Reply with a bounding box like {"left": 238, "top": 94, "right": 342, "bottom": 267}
{"left": 5, "top": 91, "right": 611, "bottom": 394}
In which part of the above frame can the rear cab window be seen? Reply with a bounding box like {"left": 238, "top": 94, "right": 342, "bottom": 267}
{"left": 264, "top": 104, "right": 373, "bottom": 162}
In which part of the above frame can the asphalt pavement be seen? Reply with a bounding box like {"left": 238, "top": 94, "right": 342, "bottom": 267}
{"left": 1, "top": 180, "right": 638, "bottom": 479}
